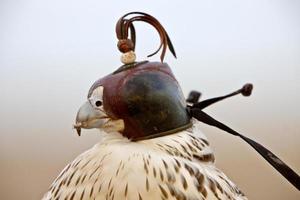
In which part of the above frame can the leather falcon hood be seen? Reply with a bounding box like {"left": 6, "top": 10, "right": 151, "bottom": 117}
{"left": 88, "top": 61, "right": 191, "bottom": 140}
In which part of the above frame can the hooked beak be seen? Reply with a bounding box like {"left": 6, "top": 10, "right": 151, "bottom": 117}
{"left": 74, "top": 101, "right": 109, "bottom": 136}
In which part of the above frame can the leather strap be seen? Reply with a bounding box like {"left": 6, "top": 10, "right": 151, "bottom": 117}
{"left": 187, "top": 84, "right": 300, "bottom": 191}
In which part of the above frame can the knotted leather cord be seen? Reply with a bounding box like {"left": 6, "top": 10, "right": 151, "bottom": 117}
{"left": 116, "top": 12, "right": 176, "bottom": 62}
{"left": 187, "top": 84, "right": 300, "bottom": 190}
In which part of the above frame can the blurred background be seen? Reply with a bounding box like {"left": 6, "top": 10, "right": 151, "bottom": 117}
{"left": 0, "top": 0, "right": 299, "bottom": 199}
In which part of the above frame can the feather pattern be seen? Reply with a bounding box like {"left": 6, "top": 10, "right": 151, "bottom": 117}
{"left": 42, "top": 120, "right": 247, "bottom": 200}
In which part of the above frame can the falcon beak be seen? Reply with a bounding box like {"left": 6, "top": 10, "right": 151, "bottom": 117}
{"left": 74, "top": 125, "right": 81, "bottom": 136}
{"left": 73, "top": 101, "right": 109, "bottom": 136}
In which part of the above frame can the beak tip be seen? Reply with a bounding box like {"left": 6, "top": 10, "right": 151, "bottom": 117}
{"left": 76, "top": 127, "right": 81, "bottom": 136}
{"left": 73, "top": 124, "right": 81, "bottom": 136}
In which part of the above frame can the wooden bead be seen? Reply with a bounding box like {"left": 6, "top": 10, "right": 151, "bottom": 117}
{"left": 121, "top": 51, "right": 136, "bottom": 64}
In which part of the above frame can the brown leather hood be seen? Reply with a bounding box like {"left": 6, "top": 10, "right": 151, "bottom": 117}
{"left": 88, "top": 61, "right": 191, "bottom": 139}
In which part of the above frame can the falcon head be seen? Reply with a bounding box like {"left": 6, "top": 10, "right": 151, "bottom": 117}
{"left": 73, "top": 62, "right": 191, "bottom": 140}
{"left": 74, "top": 85, "right": 124, "bottom": 136}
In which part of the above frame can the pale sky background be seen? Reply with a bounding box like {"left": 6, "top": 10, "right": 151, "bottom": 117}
{"left": 0, "top": 0, "right": 299, "bottom": 199}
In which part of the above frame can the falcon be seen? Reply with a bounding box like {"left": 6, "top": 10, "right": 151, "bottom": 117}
{"left": 42, "top": 84, "right": 247, "bottom": 200}
{"left": 42, "top": 12, "right": 299, "bottom": 200}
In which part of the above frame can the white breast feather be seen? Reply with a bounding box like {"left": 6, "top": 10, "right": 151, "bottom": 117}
{"left": 42, "top": 120, "right": 247, "bottom": 200}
